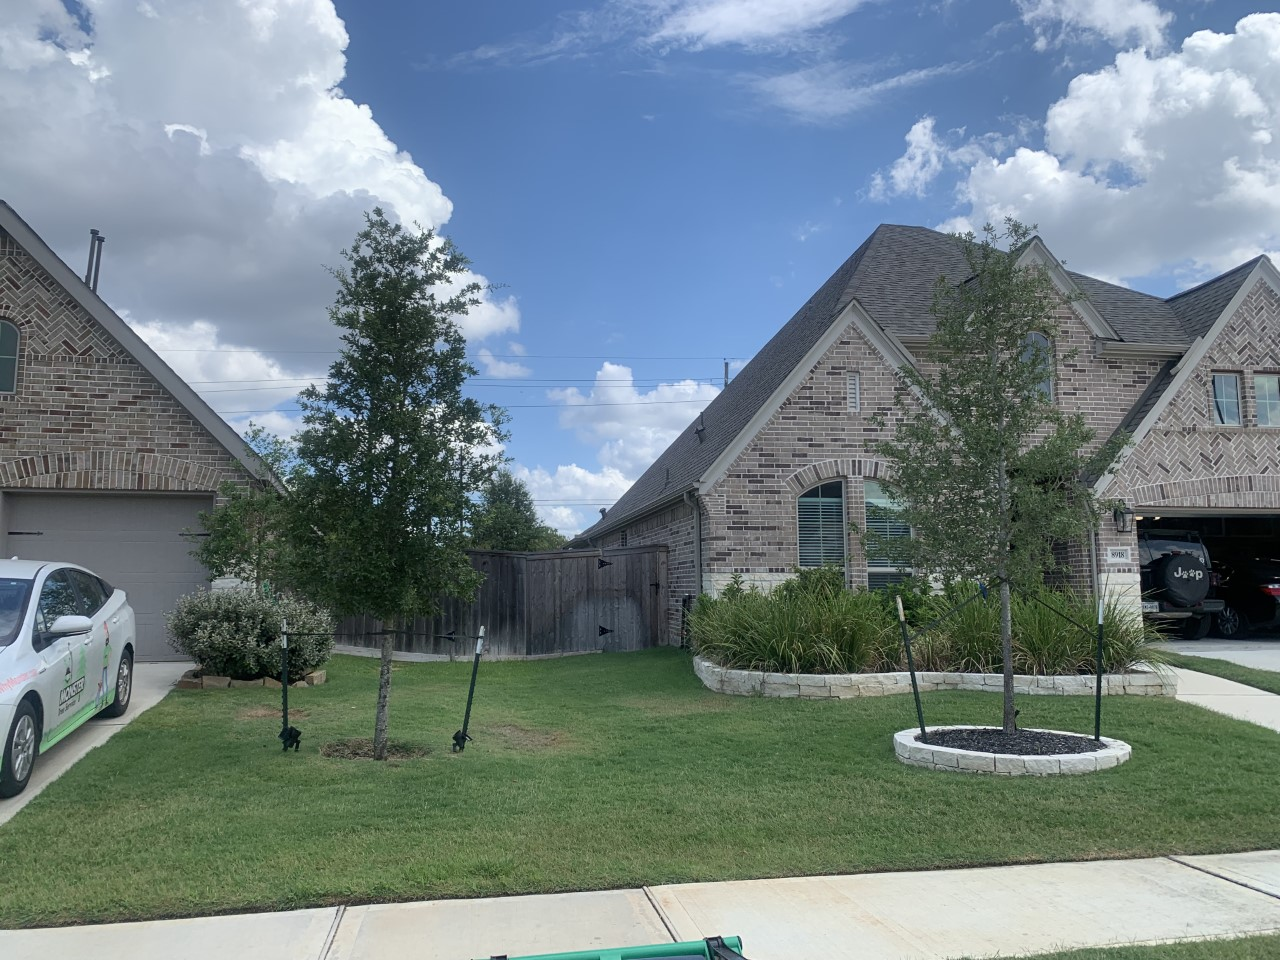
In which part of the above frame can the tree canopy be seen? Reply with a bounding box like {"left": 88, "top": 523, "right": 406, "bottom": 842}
{"left": 470, "top": 470, "right": 566, "bottom": 552}
{"left": 873, "top": 219, "right": 1125, "bottom": 732}
{"left": 285, "top": 208, "right": 506, "bottom": 758}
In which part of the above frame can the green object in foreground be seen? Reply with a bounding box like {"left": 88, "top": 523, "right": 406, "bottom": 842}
{"left": 482, "top": 935, "right": 746, "bottom": 960}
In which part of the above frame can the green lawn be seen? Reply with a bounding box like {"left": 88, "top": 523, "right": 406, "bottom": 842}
{"left": 1162, "top": 651, "right": 1280, "bottom": 695}
{"left": 2, "top": 649, "right": 1279, "bottom": 928}
{"left": 967, "top": 934, "right": 1280, "bottom": 959}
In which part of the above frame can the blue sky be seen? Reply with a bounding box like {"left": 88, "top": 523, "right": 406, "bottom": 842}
{"left": 4, "top": 0, "right": 1279, "bottom": 533}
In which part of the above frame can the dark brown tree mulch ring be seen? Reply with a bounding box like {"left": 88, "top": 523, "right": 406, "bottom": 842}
{"left": 921, "top": 728, "right": 1099, "bottom": 755}
{"left": 320, "top": 738, "right": 428, "bottom": 760}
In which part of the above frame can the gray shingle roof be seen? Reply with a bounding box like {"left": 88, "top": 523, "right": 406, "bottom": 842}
{"left": 575, "top": 225, "right": 1263, "bottom": 540}
{"left": 1168, "top": 257, "right": 1260, "bottom": 340}
{"left": 1066, "top": 273, "right": 1187, "bottom": 345}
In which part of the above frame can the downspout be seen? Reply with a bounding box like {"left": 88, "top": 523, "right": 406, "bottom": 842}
{"left": 683, "top": 489, "right": 702, "bottom": 596}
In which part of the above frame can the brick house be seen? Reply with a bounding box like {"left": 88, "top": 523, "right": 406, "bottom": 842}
{"left": 572, "top": 225, "right": 1280, "bottom": 644}
{"left": 0, "top": 201, "right": 272, "bottom": 660}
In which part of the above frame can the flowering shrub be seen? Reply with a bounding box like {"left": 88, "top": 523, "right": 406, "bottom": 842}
{"left": 167, "top": 588, "right": 333, "bottom": 680}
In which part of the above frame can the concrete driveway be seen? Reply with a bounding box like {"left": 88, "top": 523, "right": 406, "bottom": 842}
{"left": 0, "top": 661, "right": 189, "bottom": 827}
{"left": 1162, "top": 637, "right": 1280, "bottom": 672}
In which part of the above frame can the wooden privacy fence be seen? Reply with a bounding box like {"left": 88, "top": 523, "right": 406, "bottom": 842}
{"left": 336, "top": 545, "right": 669, "bottom": 659}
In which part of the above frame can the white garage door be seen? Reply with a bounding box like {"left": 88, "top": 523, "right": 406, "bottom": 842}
{"left": 5, "top": 493, "right": 214, "bottom": 661}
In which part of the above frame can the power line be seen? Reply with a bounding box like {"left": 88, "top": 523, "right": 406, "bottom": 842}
{"left": 156, "top": 348, "right": 742, "bottom": 361}
{"left": 187, "top": 377, "right": 723, "bottom": 389}
{"left": 213, "top": 397, "right": 717, "bottom": 415}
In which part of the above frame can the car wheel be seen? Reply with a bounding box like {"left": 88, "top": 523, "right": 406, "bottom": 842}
{"left": 101, "top": 648, "right": 133, "bottom": 719}
{"left": 1181, "top": 616, "right": 1212, "bottom": 640}
{"left": 1, "top": 701, "right": 39, "bottom": 798}
{"left": 1214, "top": 604, "right": 1246, "bottom": 638}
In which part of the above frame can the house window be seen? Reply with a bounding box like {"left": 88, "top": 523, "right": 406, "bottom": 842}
{"left": 1212, "top": 373, "right": 1242, "bottom": 426}
{"left": 798, "top": 481, "right": 845, "bottom": 568}
{"left": 1022, "top": 332, "right": 1053, "bottom": 399}
{"left": 619, "top": 530, "right": 628, "bottom": 547}
{"left": 864, "top": 480, "right": 912, "bottom": 589}
{"left": 1255, "top": 374, "right": 1280, "bottom": 427}
{"left": 847, "top": 373, "right": 861, "bottom": 412}
{"left": 0, "top": 320, "right": 17, "bottom": 393}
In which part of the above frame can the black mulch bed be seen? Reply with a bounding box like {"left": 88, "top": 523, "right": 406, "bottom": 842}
{"left": 921, "top": 727, "right": 1100, "bottom": 755}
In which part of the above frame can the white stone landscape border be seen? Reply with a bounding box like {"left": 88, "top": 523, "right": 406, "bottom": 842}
{"left": 893, "top": 725, "right": 1132, "bottom": 776}
{"left": 692, "top": 656, "right": 1174, "bottom": 699}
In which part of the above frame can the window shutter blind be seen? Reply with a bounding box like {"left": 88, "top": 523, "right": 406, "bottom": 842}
{"left": 798, "top": 482, "right": 845, "bottom": 567}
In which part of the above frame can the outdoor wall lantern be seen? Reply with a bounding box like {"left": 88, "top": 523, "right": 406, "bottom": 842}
{"left": 1113, "top": 506, "right": 1136, "bottom": 534}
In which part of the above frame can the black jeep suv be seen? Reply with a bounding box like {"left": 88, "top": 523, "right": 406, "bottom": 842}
{"left": 1138, "top": 529, "right": 1224, "bottom": 639}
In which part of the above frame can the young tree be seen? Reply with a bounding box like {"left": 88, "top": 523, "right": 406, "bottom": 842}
{"left": 191, "top": 425, "right": 298, "bottom": 588}
{"left": 287, "top": 208, "right": 507, "bottom": 760}
{"left": 874, "top": 219, "right": 1124, "bottom": 734}
{"left": 471, "top": 469, "right": 567, "bottom": 551}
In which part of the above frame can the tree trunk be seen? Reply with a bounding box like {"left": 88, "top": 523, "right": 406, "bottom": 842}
{"left": 372, "top": 619, "right": 396, "bottom": 760}
{"left": 997, "top": 444, "right": 1015, "bottom": 735}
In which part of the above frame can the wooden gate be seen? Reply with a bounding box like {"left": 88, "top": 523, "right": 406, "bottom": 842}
{"left": 335, "top": 545, "right": 668, "bottom": 658}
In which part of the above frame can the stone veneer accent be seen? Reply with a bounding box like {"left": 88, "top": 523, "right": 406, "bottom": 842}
{"left": 692, "top": 655, "right": 1175, "bottom": 698}
{"left": 893, "top": 725, "right": 1132, "bottom": 776}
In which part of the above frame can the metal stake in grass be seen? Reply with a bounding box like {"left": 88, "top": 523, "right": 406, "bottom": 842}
{"left": 452, "top": 626, "right": 485, "bottom": 753}
{"left": 279, "top": 618, "right": 301, "bottom": 752}
{"left": 1094, "top": 592, "right": 1105, "bottom": 743}
{"left": 897, "top": 596, "right": 928, "bottom": 744}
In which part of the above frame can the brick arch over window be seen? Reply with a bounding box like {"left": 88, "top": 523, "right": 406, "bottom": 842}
{"left": 784, "top": 458, "right": 886, "bottom": 496}
{"left": 0, "top": 451, "right": 230, "bottom": 492}
{"left": 1130, "top": 474, "right": 1280, "bottom": 511}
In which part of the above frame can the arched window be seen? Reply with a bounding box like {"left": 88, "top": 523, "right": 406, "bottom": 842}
{"left": 798, "top": 481, "right": 845, "bottom": 568}
{"left": 1022, "top": 332, "right": 1053, "bottom": 400}
{"left": 0, "top": 320, "right": 18, "bottom": 393}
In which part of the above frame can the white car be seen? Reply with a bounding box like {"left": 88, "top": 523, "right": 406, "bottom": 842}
{"left": 0, "top": 559, "right": 136, "bottom": 798}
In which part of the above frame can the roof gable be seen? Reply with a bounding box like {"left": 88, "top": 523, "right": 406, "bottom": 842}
{"left": 0, "top": 200, "right": 270, "bottom": 483}
{"left": 574, "top": 219, "right": 1275, "bottom": 533}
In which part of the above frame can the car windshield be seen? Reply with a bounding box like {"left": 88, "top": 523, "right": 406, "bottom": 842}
{"left": 0, "top": 578, "right": 34, "bottom": 647}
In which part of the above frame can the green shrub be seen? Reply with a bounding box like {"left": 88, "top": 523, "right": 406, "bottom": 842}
{"left": 167, "top": 588, "right": 333, "bottom": 681}
{"left": 691, "top": 583, "right": 897, "bottom": 674}
{"left": 775, "top": 565, "right": 846, "bottom": 601}
{"left": 692, "top": 577, "right": 1163, "bottom": 676}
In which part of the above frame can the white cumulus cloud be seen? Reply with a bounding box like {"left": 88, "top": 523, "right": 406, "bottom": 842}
{"left": 477, "top": 348, "right": 532, "bottom": 379}
{"left": 551, "top": 362, "right": 720, "bottom": 477}
{"left": 515, "top": 362, "right": 720, "bottom": 534}
{"left": 869, "top": 116, "right": 946, "bottom": 200}
{"left": 878, "top": 14, "right": 1280, "bottom": 285}
{"left": 0, "top": 0, "right": 516, "bottom": 404}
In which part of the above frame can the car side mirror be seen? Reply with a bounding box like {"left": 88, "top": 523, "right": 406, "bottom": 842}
{"left": 49, "top": 614, "right": 93, "bottom": 637}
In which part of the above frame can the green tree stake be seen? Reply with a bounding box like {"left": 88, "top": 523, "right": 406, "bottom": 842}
{"left": 897, "top": 596, "right": 928, "bottom": 743}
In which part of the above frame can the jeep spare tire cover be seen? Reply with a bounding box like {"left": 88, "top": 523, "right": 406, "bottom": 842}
{"left": 1155, "top": 554, "right": 1210, "bottom": 607}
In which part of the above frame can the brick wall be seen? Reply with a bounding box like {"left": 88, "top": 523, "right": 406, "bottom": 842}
{"left": 1110, "top": 279, "right": 1280, "bottom": 512}
{"left": 0, "top": 227, "right": 253, "bottom": 495}
{"left": 701, "top": 317, "right": 906, "bottom": 591}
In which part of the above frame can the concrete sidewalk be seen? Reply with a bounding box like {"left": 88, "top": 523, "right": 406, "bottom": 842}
{"left": 1169, "top": 666, "right": 1280, "bottom": 733}
{"left": 2, "top": 851, "right": 1278, "bottom": 960}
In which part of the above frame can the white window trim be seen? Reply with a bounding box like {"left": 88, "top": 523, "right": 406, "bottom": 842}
{"left": 1211, "top": 372, "right": 1243, "bottom": 427}
{"left": 1254, "top": 373, "right": 1280, "bottom": 428}
{"left": 847, "top": 372, "right": 861, "bottom": 413}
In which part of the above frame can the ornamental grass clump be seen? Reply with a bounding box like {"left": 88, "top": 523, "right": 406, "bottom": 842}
{"left": 691, "top": 575, "right": 1162, "bottom": 676}
{"left": 167, "top": 588, "right": 334, "bottom": 681}
{"left": 690, "top": 574, "right": 897, "bottom": 674}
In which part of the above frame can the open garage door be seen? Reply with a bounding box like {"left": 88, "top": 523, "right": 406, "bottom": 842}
{"left": 1135, "top": 512, "right": 1280, "bottom": 639}
{"left": 4, "top": 493, "right": 213, "bottom": 661}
